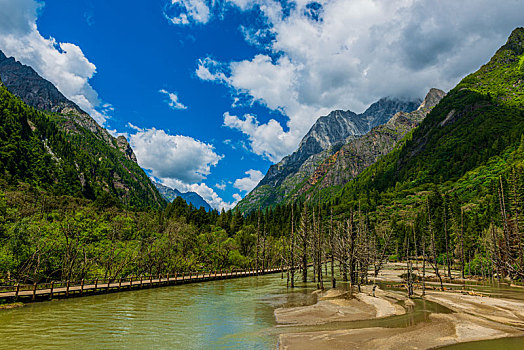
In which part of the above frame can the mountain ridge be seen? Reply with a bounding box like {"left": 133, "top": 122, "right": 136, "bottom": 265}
{"left": 236, "top": 96, "right": 421, "bottom": 213}
{"left": 0, "top": 49, "right": 164, "bottom": 208}
{"left": 297, "top": 88, "right": 446, "bottom": 200}
{"left": 154, "top": 182, "right": 212, "bottom": 212}
{"left": 334, "top": 27, "right": 524, "bottom": 208}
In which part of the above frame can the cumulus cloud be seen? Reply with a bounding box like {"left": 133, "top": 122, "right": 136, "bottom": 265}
{"left": 163, "top": 0, "right": 212, "bottom": 25}
{"left": 189, "top": 0, "right": 524, "bottom": 162}
{"left": 0, "top": 0, "right": 110, "bottom": 125}
{"left": 195, "top": 57, "right": 229, "bottom": 82}
{"left": 129, "top": 126, "right": 222, "bottom": 184}
{"left": 233, "top": 169, "right": 264, "bottom": 192}
{"left": 159, "top": 89, "right": 188, "bottom": 110}
{"left": 127, "top": 125, "right": 239, "bottom": 210}
{"left": 223, "top": 112, "right": 299, "bottom": 162}
{"left": 161, "top": 179, "right": 239, "bottom": 210}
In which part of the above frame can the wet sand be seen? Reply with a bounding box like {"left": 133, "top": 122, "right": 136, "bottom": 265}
{"left": 277, "top": 265, "right": 524, "bottom": 349}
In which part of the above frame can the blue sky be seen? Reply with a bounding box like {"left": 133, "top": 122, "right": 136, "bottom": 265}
{"left": 1, "top": 0, "right": 523, "bottom": 209}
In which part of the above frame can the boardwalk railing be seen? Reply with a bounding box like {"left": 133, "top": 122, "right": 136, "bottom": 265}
{"left": 0, "top": 268, "right": 284, "bottom": 303}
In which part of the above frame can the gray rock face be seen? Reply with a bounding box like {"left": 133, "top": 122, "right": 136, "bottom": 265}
{"left": 0, "top": 49, "right": 114, "bottom": 146}
{"left": 298, "top": 88, "right": 446, "bottom": 196}
{"left": 0, "top": 50, "right": 77, "bottom": 113}
{"left": 237, "top": 97, "right": 422, "bottom": 213}
{"left": 416, "top": 88, "right": 447, "bottom": 111}
{"left": 116, "top": 135, "right": 138, "bottom": 162}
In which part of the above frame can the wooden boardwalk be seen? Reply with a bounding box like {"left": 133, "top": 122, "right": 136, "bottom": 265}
{"left": 0, "top": 268, "right": 283, "bottom": 303}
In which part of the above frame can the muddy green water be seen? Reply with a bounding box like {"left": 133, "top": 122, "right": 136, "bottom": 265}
{"left": 438, "top": 336, "right": 524, "bottom": 350}
{"left": 0, "top": 273, "right": 310, "bottom": 349}
{"left": 1, "top": 273, "right": 523, "bottom": 349}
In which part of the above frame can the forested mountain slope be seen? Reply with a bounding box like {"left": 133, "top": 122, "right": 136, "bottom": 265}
{"left": 336, "top": 28, "right": 524, "bottom": 204}
{"left": 0, "top": 51, "right": 164, "bottom": 208}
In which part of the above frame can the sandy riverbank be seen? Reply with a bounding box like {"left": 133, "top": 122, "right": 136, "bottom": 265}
{"left": 275, "top": 286, "right": 405, "bottom": 326}
{"left": 277, "top": 265, "right": 524, "bottom": 349}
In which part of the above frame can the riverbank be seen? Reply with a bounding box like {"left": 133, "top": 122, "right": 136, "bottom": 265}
{"left": 277, "top": 265, "right": 524, "bottom": 349}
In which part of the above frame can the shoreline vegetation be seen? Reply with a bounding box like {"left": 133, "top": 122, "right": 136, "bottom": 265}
{"left": 276, "top": 263, "right": 524, "bottom": 350}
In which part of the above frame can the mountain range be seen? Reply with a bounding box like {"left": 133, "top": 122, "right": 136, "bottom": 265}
{"left": 236, "top": 96, "right": 422, "bottom": 213}
{"left": 154, "top": 182, "right": 212, "bottom": 211}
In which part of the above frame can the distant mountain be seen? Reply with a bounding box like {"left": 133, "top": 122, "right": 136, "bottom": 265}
{"left": 0, "top": 50, "right": 164, "bottom": 208}
{"left": 236, "top": 97, "right": 421, "bottom": 213}
{"left": 297, "top": 88, "right": 446, "bottom": 199}
{"left": 155, "top": 182, "right": 212, "bottom": 211}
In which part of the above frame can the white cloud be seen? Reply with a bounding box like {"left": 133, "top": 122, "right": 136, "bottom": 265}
{"left": 0, "top": 0, "right": 110, "bottom": 125}
{"left": 223, "top": 112, "right": 299, "bottom": 162}
{"left": 163, "top": 0, "right": 212, "bottom": 25}
{"left": 128, "top": 125, "right": 239, "bottom": 210}
{"left": 129, "top": 127, "right": 222, "bottom": 183}
{"left": 233, "top": 169, "right": 264, "bottom": 192}
{"left": 195, "top": 57, "right": 228, "bottom": 82}
{"left": 192, "top": 0, "right": 524, "bottom": 162}
{"left": 159, "top": 89, "right": 188, "bottom": 110}
{"left": 161, "top": 179, "right": 239, "bottom": 210}
{"left": 215, "top": 182, "right": 226, "bottom": 190}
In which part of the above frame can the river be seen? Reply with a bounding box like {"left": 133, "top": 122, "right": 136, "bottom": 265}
{"left": 1, "top": 272, "right": 523, "bottom": 349}
{"left": 0, "top": 272, "right": 314, "bottom": 349}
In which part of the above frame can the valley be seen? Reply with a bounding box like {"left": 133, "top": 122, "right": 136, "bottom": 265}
{"left": 0, "top": 2, "right": 523, "bottom": 347}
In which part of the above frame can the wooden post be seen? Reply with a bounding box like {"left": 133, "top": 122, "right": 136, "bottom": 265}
{"left": 119, "top": 278, "right": 122, "bottom": 290}
{"left": 80, "top": 279, "right": 84, "bottom": 295}
{"left": 95, "top": 278, "right": 98, "bottom": 293}
{"left": 149, "top": 274, "right": 152, "bottom": 287}
{"left": 50, "top": 281, "right": 54, "bottom": 300}
{"left": 66, "top": 280, "right": 70, "bottom": 297}
{"left": 140, "top": 275, "right": 143, "bottom": 288}
{"left": 167, "top": 273, "right": 170, "bottom": 284}
{"left": 129, "top": 276, "right": 133, "bottom": 289}
{"left": 32, "top": 282, "right": 37, "bottom": 301}
{"left": 15, "top": 282, "right": 20, "bottom": 300}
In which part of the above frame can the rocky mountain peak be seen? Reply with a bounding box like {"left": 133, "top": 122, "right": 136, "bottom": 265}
{"left": 237, "top": 95, "right": 423, "bottom": 212}
{"left": 417, "top": 88, "right": 446, "bottom": 111}
{"left": 0, "top": 49, "right": 77, "bottom": 113}
{"left": 116, "top": 135, "right": 137, "bottom": 162}
{"left": 362, "top": 97, "right": 422, "bottom": 128}
{"left": 0, "top": 49, "right": 127, "bottom": 152}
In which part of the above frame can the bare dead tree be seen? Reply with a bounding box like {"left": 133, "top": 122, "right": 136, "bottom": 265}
{"left": 329, "top": 207, "right": 336, "bottom": 288}
{"left": 427, "top": 199, "right": 444, "bottom": 290}
{"left": 298, "top": 203, "right": 310, "bottom": 283}
{"left": 290, "top": 205, "right": 296, "bottom": 288}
